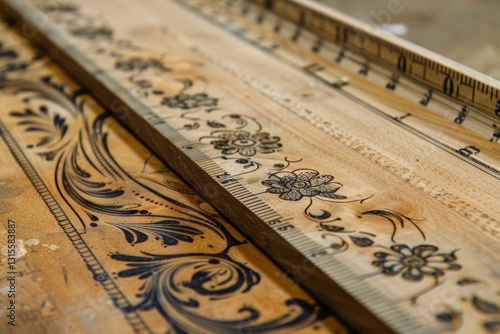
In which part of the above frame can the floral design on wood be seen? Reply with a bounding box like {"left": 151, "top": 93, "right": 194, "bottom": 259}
{"left": 162, "top": 93, "right": 218, "bottom": 109}
{"left": 260, "top": 160, "right": 462, "bottom": 304}
{"left": 1, "top": 75, "right": 325, "bottom": 332}
{"left": 207, "top": 130, "right": 282, "bottom": 157}
{"left": 262, "top": 168, "right": 344, "bottom": 201}
{"left": 17, "top": 2, "right": 489, "bottom": 332}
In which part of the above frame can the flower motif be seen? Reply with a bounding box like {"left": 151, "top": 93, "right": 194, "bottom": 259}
{"left": 70, "top": 25, "right": 113, "bottom": 40}
{"left": 209, "top": 131, "right": 281, "bottom": 157}
{"left": 262, "top": 169, "right": 345, "bottom": 201}
{"left": 373, "top": 244, "right": 461, "bottom": 281}
{"left": 115, "top": 57, "right": 169, "bottom": 72}
{"left": 161, "top": 93, "right": 218, "bottom": 109}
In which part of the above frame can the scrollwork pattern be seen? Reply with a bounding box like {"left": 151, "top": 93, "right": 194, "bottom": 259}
{"left": 45, "top": 1, "right": 465, "bottom": 308}
{"left": 0, "top": 39, "right": 326, "bottom": 333}
{"left": 5, "top": 2, "right": 488, "bottom": 332}
{"left": 111, "top": 252, "right": 321, "bottom": 333}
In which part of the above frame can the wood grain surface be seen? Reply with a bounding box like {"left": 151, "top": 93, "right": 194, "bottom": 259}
{"left": 0, "top": 0, "right": 498, "bottom": 333}
{"left": 318, "top": 0, "right": 500, "bottom": 79}
{"left": 0, "top": 18, "right": 346, "bottom": 334}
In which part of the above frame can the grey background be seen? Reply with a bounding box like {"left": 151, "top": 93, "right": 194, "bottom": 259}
{"left": 318, "top": 0, "right": 500, "bottom": 79}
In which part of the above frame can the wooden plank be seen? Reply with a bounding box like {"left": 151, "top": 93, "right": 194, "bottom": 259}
{"left": 0, "top": 19, "right": 345, "bottom": 334}
{"left": 1, "top": 0, "right": 499, "bottom": 333}
{"left": 253, "top": 0, "right": 500, "bottom": 120}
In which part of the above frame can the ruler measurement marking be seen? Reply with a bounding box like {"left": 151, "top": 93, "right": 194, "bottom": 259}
{"left": 248, "top": 204, "right": 270, "bottom": 212}
{"left": 7, "top": 0, "right": 496, "bottom": 332}
{"left": 200, "top": 1, "right": 500, "bottom": 138}
{"left": 252, "top": 0, "right": 499, "bottom": 118}
{"left": 209, "top": 0, "right": 500, "bottom": 157}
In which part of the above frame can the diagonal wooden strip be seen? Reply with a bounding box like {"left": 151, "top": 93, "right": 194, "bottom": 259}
{"left": 0, "top": 18, "right": 344, "bottom": 334}
{"left": 1, "top": 0, "right": 498, "bottom": 333}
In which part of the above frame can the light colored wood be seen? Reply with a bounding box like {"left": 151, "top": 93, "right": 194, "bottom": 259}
{"left": 255, "top": 0, "right": 500, "bottom": 120}
{"left": 316, "top": 0, "right": 500, "bottom": 79}
{"left": 0, "top": 0, "right": 499, "bottom": 333}
{"left": 0, "top": 20, "right": 345, "bottom": 334}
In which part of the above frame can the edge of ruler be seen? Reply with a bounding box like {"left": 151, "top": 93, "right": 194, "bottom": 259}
{"left": 0, "top": 1, "right": 400, "bottom": 333}
{"left": 257, "top": 0, "right": 500, "bottom": 119}
{"left": 293, "top": 0, "right": 500, "bottom": 87}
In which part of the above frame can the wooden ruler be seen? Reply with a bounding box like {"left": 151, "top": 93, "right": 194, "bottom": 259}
{"left": 250, "top": 0, "right": 500, "bottom": 121}
{"left": 0, "top": 18, "right": 344, "bottom": 334}
{"left": 1, "top": 0, "right": 498, "bottom": 332}
{"left": 187, "top": 0, "right": 500, "bottom": 174}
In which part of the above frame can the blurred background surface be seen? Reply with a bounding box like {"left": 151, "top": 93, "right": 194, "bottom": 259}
{"left": 318, "top": 0, "right": 500, "bottom": 79}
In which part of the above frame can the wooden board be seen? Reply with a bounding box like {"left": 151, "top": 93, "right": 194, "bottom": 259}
{"left": 0, "top": 19, "right": 346, "bottom": 334}
{"left": 0, "top": 0, "right": 499, "bottom": 333}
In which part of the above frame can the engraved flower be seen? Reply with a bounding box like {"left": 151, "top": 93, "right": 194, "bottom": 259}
{"left": 373, "top": 244, "right": 461, "bottom": 281}
{"left": 70, "top": 25, "right": 113, "bottom": 40}
{"left": 209, "top": 130, "right": 281, "bottom": 157}
{"left": 262, "top": 169, "right": 345, "bottom": 201}
{"left": 161, "top": 93, "right": 218, "bottom": 109}
{"left": 115, "top": 57, "right": 169, "bottom": 72}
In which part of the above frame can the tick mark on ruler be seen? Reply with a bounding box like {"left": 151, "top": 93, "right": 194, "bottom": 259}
{"left": 457, "top": 145, "right": 480, "bottom": 157}
{"left": 304, "top": 63, "right": 324, "bottom": 72}
{"left": 454, "top": 105, "right": 468, "bottom": 124}
{"left": 331, "top": 80, "right": 349, "bottom": 88}
{"left": 358, "top": 64, "right": 370, "bottom": 76}
{"left": 396, "top": 113, "right": 411, "bottom": 121}
{"left": 491, "top": 124, "right": 500, "bottom": 143}
{"left": 386, "top": 74, "right": 399, "bottom": 91}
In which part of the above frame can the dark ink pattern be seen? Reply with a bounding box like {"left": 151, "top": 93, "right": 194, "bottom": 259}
{"left": 1, "top": 75, "right": 323, "bottom": 332}
{"left": 111, "top": 252, "right": 321, "bottom": 333}
{"left": 456, "top": 277, "right": 481, "bottom": 286}
{"left": 470, "top": 295, "right": 500, "bottom": 332}
{"left": 217, "top": 156, "right": 262, "bottom": 179}
{"left": 372, "top": 244, "right": 461, "bottom": 281}
{"left": 0, "top": 42, "right": 18, "bottom": 60}
{"left": 111, "top": 220, "right": 204, "bottom": 246}
{"left": 262, "top": 168, "right": 344, "bottom": 201}
{"left": 434, "top": 307, "right": 462, "bottom": 330}
{"left": 4, "top": 2, "right": 478, "bottom": 331}
{"left": 484, "top": 321, "right": 500, "bottom": 332}
{"left": 258, "top": 163, "right": 443, "bottom": 299}
{"left": 162, "top": 93, "right": 218, "bottom": 110}
{"left": 0, "top": 41, "right": 42, "bottom": 76}
{"left": 115, "top": 56, "right": 170, "bottom": 72}
{"left": 208, "top": 130, "right": 281, "bottom": 157}
{"left": 4, "top": 79, "right": 79, "bottom": 160}
{"left": 472, "top": 295, "right": 500, "bottom": 314}
{"left": 361, "top": 209, "right": 426, "bottom": 242}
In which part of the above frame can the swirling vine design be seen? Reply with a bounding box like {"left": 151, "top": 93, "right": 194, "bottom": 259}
{"left": 3, "top": 76, "right": 324, "bottom": 332}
